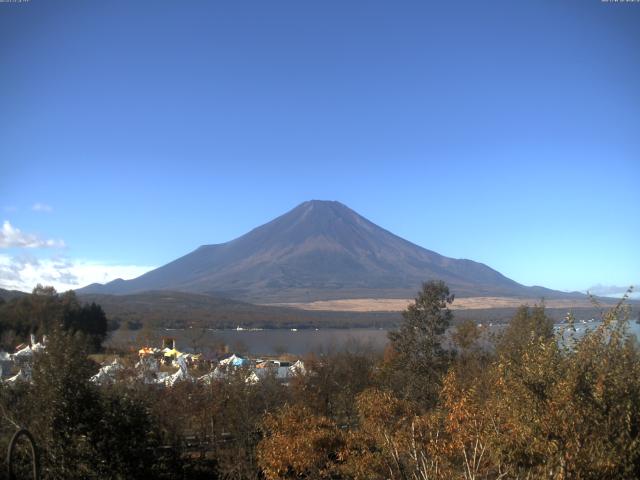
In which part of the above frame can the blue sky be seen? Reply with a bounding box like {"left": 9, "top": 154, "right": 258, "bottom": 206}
{"left": 1, "top": 0, "right": 638, "bottom": 296}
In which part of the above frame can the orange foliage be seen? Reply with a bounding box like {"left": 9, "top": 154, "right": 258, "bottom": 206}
{"left": 258, "top": 405, "right": 345, "bottom": 480}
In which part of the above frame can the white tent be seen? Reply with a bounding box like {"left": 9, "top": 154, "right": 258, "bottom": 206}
{"left": 11, "top": 334, "right": 46, "bottom": 363}
{"left": 135, "top": 356, "right": 162, "bottom": 384}
{"left": 135, "top": 355, "right": 159, "bottom": 372}
{"left": 162, "top": 369, "right": 187, "bottom": 387}
{"left": 245, "top": 371, "right": 260, "bottom": 385}
{"left": 5, "top": 367, "right": 31, "bottom": 385}
{"left": 31, "top": 340, "right": 46, "bottom": 354}
{"left": 219, "top": 354, "right": 248, "bottom": 367}
{"left": 289, "top": 360, "right": 306, "bottom": 375}
{"left": 155, "top": 371, "right": 169, "bottom": 383}
{"left": 198, "top": 367, "right": 225, "bottom": 385}
{"left": 162, "top": 355, "right": 191, "bottom": 387}
{"left": 11, "top": 345, "right": 33, "bottom": 362}
{"left": 90, "top": 359, "right": 124, "bottom": 385}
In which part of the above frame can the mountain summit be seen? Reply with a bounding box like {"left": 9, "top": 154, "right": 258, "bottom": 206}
{"left": 78, "top": 200, "right": 562, "bottom": 302}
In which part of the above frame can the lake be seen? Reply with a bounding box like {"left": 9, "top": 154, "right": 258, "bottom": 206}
{"left": 108, "top": 327, "right": 391, "bottom": 356}
{"left": 107, "top": 319, "right": 640, "bottom": 356}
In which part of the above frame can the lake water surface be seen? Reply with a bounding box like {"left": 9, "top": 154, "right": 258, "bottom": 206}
{"left": 108, "top": 318, "right": 640, "bottom": 356}
{"left": 109, "top": 327, "right": 390, "bottom": 355}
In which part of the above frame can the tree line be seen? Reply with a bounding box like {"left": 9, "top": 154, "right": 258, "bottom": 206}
{"left": 0, "top": 285, "right": 112, "bottom": 353}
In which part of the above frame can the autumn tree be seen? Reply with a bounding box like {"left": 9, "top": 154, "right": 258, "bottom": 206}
{"left": 478, "top": 298, "right": 640, "bottom": 479}
{"left": 290, "top": 349, "right": 377, "bottom": 426}
{"left": 258, "top": 405, "right": 345, "bottom": 480}
{"left": 449, "top": 319, "right": 493, "bottom": 394}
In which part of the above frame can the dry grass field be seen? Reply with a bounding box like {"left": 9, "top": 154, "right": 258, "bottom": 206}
{"left": 269, "top": 296, "right": 614, "bottom": 312}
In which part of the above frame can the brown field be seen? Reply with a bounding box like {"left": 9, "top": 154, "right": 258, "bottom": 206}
{"left": 269, "top": 297, "right": 611, "bottom": 313}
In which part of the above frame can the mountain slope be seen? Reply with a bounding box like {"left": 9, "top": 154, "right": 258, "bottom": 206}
{"left": 0, "top": 288, "right": 28, "bottom": 302}
{"left": 78, "top": 200, "right": 569, "bottom": 302}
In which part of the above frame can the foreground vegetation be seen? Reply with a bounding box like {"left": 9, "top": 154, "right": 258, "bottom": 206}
{"left": 0, "top": 282, "right": 638, "bottom": 479}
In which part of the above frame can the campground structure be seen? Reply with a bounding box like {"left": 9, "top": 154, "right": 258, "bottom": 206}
{"left": 1, "top": 335, "right": 305, "bottom": 388}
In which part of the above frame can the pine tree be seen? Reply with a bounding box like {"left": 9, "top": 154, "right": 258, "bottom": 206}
{"left": 386, "top": 280, "right": 454, "bottom": 407}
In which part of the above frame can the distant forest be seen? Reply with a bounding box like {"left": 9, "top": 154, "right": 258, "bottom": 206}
{"left": 1, "top": 287, "right": 635, "bottom": 332}
{"left": 75, "top": 291, "right": 638, "bottom": 330}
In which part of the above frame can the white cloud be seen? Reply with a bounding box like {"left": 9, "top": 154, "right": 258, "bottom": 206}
{"left": 587, "top": 284, "right": 639, "bottom": 300}
{"left": 32, "top": 203, "right": 53, "bottom": 213}
{"left": 0, "top": 254, "right": 154, "bottom": 293}
{"left": 0, "top": 221, "right": 65, "bottom": 248}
